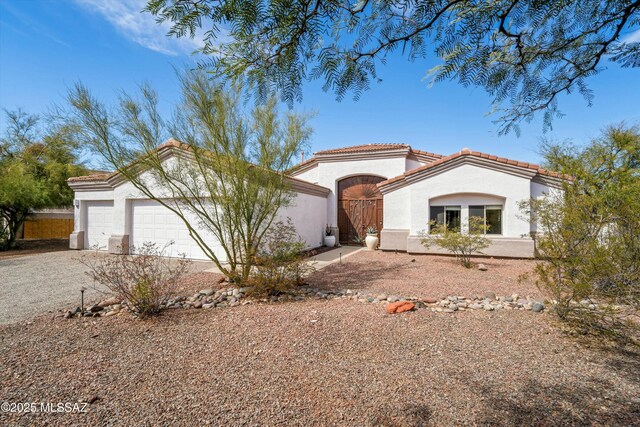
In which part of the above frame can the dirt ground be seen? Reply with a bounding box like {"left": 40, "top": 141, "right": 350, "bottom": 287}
{"left": 1, "top": 252, "right": 638, "bottom": 426}
{"left": 0, "top": 239, "right": 70, "bottom": 259}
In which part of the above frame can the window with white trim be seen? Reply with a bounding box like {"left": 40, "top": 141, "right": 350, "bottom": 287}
{"left": 430, "top": 206, "right": 461, "bottom": 231}
{"left": 469, "top": 205, "right": 502, "bottom": 235}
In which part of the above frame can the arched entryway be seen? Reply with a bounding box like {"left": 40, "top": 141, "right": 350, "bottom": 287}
{"left": 337, "top": 175, "right": 385, "bottom": 244}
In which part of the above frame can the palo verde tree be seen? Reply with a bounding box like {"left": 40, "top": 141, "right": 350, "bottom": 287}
{"left": 146, "top": 0, "right": 639, "bottom": 134}
{"left": 66, "top": 72, "right": 312, "bottom": 283}
{"left": 521, "top": 124, "right": 640, "bottom": 342}
{"left": 0, "top": 110, "right": 87, "bottom": 250}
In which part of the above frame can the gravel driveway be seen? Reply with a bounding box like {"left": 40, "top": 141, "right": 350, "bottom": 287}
{"left": 0, "top": 251, "right": 213, "bottom": 324}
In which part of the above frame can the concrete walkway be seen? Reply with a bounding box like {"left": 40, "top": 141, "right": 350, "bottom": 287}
{"left": 204, "top": 246, "right": 364, "bottom": 274}
{"left": 310, "top": 246, "right": 364, "bottom": 270}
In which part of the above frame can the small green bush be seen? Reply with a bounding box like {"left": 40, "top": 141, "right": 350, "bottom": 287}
{"left": 420, "top": 216, "right": 490, "bottom": 268}
{"left": 248, "top": 219, "right": 315, "bottom": 297}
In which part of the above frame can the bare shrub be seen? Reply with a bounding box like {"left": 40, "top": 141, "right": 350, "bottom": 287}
{"left": 420, "top": 216, "right": 491, "bottom": 268}
{"left": 248, "top": 219, "right": 315, "bottom": 297}
{"left": 81, "top": 242, "right": 191, "bottom": 316}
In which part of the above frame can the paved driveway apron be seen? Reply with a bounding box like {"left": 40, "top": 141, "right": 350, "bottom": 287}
{"left": 0, "top": 251, "right": 105, "bottom": 324}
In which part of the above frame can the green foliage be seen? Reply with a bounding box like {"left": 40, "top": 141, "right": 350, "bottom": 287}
{"left": 522, "top": 124, "right": 640, "bottom": 343}
{"left": 421, "top": 216, "right": 491, "bottom": 268}
{"left": 145, "top": 0, "right": 640, "bottom": 134}
{"left": 81, "top": 242, "right": 191, "bottom": 316}
{"left": 0, "top": 109, "right": 87, "bottom": 250}
{"left": 66, "top": 72, "right": 311, "bottom": 283}
{"left": 248, "top": 219, "right": 315, "bottom": 297}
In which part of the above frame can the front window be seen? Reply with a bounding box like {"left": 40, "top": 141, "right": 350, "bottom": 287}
{"left": 469, "top": 205, "right": 502, "bottom": 235}
{"left": 430, "top": 206, "right": 461, "bottom": 232}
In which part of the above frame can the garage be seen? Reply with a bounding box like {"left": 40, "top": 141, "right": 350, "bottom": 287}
{"left": 130, "top": 199, "right": 225, "bottom": 261}
{"left": 84, "top": 201, "right": 114, "bottom": 250}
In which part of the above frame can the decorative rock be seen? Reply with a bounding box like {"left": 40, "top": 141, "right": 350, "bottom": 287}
{"left": 447, "top": 303, "right": 459, "bottom": 311}
{"left": 376, "top": 294, "right": 388, "bottom": 301}
{"left": 386, "top": 296, "right": 399, "bottom": 303}
{"left": 532, "top": 302, "right": 545, "bottom": 312}
{"left": 423, "top": 297, "right": 438, "bottom": 304}
{"left": 200, "top": 289, "right": 215, "bottom": 296}
{"left": 98, "top": 297, "right": 120, "bottom": 307}
{"left": 104, "top": 310, "right": 118, "bottom": 317}
{"left": 485, "top": 292, "right": 496, "bottom": 300}
{"left": 192, "top": 301, "right": 203, "bottom": 309}
{"left": 478, "top": 263, "right": 488, "bottom": 271}
{"left": 203, "top": 303, "right": 215, "bottom": 309}
{"left": 385, "top": 301, "right": 415, "bottom": 314}
{"left": 483, "top": 304, "right": 494, "bottom": 311}
{"left": 469, "top": 303, "right": 483, "bottom": 310}
{"left": 64, "top": 307, "right": 81, "bottom": 319}
{"left": 88, "top": 304, "right": 103, "bottom": 313}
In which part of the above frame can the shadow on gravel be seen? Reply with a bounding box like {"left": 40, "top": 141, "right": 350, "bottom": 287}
{"left": 309, "top": 260, "right": 415, "bottom": 292}
{"left": 369, "top": 403, "right": 433, "bottom": 427}
{"left": 598, "top": 345, "right": 640, "bottom": 384}
{"left": 471, "top": 372, "right": 640, "bottom": 426}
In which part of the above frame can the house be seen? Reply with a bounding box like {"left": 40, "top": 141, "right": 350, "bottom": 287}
{"left": 68, "top": 142, "right": 565, "bottom": 259}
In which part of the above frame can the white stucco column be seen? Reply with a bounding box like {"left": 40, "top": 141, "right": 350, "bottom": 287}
{"left": 108, "top": 196, "right": 130, "bottom": 254}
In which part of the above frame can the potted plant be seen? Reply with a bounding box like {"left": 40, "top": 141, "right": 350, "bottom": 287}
{"left": 365, "top": 226, "right": 379, "bottom": 250}
{"left": 324, "top": 224, "right": 336, "bottom": 248}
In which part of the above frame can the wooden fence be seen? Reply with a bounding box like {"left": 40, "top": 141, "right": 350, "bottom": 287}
{"left": 23, "top": 218, "right": 74, "bottom": 239}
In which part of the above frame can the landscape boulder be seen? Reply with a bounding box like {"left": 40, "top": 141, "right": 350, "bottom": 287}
{"left": 98, "top": 297, "right": 120, "bottom": 308}
{"left": 385, "top": 301, "right": 415, "bottom": 314}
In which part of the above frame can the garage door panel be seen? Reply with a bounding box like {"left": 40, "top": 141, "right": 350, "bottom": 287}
{"left": 85, "top": 201, "right": 114, "bottom": 250}
{"left": 131, "top": 200, "right": 224, "bottom": 261}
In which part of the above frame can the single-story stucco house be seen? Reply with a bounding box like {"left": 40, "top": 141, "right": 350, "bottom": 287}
{"left": 68, "top": 142, "right": 565, "bottom": 259}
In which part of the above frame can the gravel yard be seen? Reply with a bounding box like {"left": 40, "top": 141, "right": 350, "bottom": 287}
{"left": 308, "top": 250, "right": 543, "bottom": 300}
{"left": 1, "top": 251, "right": 638, "bottom": 426}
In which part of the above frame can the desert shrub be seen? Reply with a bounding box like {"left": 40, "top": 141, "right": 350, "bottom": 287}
{"left": 81, "top": 242, "right": 191, "bottom": 316}
{"left": 522, "top": 125, "right": 640, "bottom": 343}
{"left": 420, "top": 216, "right": 490, "bottom": 268}
{"left": 248, "top": 219, "right": 315, "bottom": 296}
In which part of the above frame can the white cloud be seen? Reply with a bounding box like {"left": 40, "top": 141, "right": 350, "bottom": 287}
{"left": 72, "top": 0, "right": 203, "bottom": 56}
{"left": 622, "top": 28, "right": 640, "bottom": 44}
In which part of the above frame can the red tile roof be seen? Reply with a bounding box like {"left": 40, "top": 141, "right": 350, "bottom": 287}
{"left": 288, "top": 143, "right": 444, "bottom": 173}
{"left": 315, "top": 143, "right": 411, "bottom": 155}
{"left": 67, "top": 173, "right": 113, "bottom": 182}
{"left": 378, "top": 148, "right": 570, "bottom": 187}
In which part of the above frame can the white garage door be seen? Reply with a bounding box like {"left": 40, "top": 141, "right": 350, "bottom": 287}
{"left": 85, "top": 201, "right": 114, "bottom": 250}
{"left": 130, "top": 200, "right": 225, "bottom": 261}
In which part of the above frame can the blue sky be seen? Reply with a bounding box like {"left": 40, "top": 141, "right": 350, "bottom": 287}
{"left": 1, "top": 0, "right": 639, "bottom": 167}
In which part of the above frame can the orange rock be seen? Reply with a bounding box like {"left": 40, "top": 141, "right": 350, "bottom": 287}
{"left": 385, "top": 301, "right": 415, "bottom": 314}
